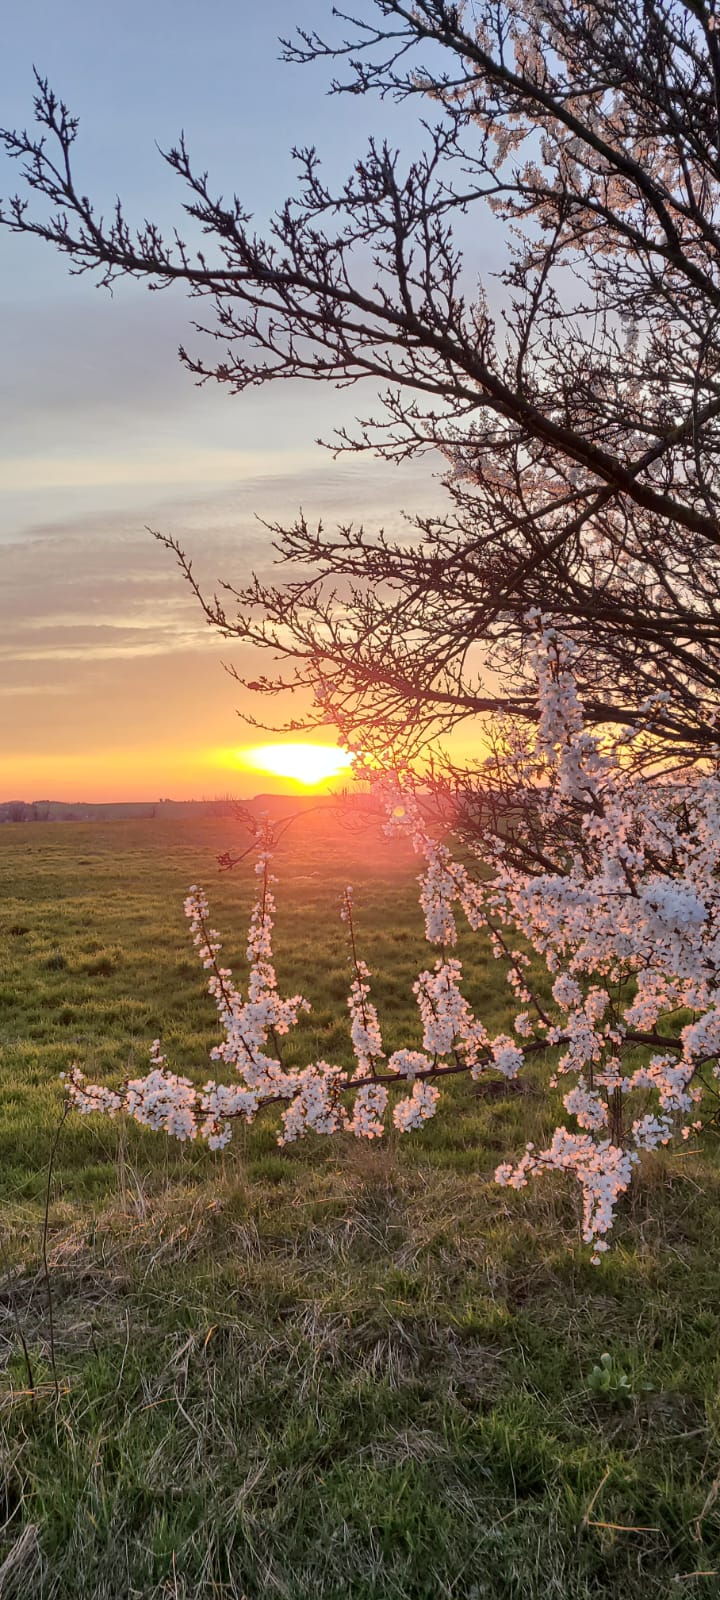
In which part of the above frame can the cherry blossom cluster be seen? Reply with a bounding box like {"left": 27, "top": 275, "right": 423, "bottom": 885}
{"left": 495, "top": 1132, "right": 637, "bottom": 1262}
{"left": 374, "top": 628, "right": 720, "bottom": 1254}
{"left": 65, "top": 629, "right": 720, "bottom": 1260}
{"left": 413, "top": 959, "right": 489, "bottom": 1071}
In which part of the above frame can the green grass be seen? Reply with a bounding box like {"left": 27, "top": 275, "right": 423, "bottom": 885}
{"left": 0, "top": 815, "right": 719, "bottom": 1598}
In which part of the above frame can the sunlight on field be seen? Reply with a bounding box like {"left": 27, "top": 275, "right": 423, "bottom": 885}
{"left": 235, "top": 741, "right": 355, "bottom": 787}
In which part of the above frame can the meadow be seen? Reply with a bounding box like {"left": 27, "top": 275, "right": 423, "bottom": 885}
{"left": 1, "top": 813, "right": 719, "bottom": 1599}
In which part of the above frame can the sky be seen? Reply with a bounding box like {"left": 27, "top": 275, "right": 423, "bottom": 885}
{"left": 0, "top": 2, "right": 498, "bottom": 801}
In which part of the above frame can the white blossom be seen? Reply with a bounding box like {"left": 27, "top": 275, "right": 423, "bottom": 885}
{"left": 392, "top": 1081, "right": 440, "bottom": 1131}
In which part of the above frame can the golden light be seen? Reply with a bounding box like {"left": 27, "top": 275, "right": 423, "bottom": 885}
{"left": 237, "top": 742, "right": 355, "bottom": 787}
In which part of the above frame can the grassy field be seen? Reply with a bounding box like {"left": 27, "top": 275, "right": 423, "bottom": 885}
{"left": 1, "top": 814, "right": 720, "bottom": 1599}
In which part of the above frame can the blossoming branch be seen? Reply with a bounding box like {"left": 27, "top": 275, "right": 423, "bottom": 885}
{"left": 65, "top": 631, "right": 719, "bottom": 1262}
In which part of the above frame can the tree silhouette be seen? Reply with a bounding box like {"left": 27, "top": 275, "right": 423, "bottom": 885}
{"left": 3, "top": 0, "right": 720, "bottom": 774}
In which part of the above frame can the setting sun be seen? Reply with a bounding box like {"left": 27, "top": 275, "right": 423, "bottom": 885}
{"left": 237, "top": 742, "right": 355, "bottom": 787}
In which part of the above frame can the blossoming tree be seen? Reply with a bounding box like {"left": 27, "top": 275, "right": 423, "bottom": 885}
{"left": 4, "top": 2, "right": 720, "bottom": 1256}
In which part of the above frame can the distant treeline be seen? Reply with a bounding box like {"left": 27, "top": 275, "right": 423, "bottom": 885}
{"left": 0, "top": 800, "right": 160, "bottom": 822}
{"left": 0, "top": 794, "right": 363, "bottom": 824}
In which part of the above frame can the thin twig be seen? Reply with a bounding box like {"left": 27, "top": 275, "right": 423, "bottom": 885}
{"left": 42, "top": 1101, "right": 69, "bottom": 1402}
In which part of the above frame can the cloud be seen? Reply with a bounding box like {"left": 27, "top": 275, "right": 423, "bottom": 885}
{"left": 0, "top": 445, "right": 320, "bottom": 494}
{"left": 0, "top": 452, "right": 447, "bottom": 793}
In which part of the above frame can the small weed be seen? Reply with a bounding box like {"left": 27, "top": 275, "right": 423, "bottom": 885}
{"left": 588, "top": 1351, "right": 653, "bottom": 1403}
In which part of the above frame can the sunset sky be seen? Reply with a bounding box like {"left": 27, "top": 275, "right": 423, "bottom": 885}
{"left": 0, "top": 2, "right": 499, "bottom": 801}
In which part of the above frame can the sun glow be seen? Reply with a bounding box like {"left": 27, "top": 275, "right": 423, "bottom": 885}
{"left": 237, "top": 742, "right": 355, "bottom": 787}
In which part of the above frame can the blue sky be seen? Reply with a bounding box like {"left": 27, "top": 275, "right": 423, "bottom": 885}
{"left": 0, "top": 3, "right": 494, "bottom": 798}
{"left": 0, "top": 0, "right": 392, "bottom": 516}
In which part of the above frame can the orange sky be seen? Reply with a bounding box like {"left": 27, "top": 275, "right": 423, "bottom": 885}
{"left": 0, "top": 742, "right": 355, "bottom": 803}
{"left": 1, "top": 454, "right": 450, "bottom": 800}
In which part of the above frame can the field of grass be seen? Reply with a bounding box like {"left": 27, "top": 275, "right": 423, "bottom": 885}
{"left": 1, "top": 813, "right": 720, "bottom": 1599}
